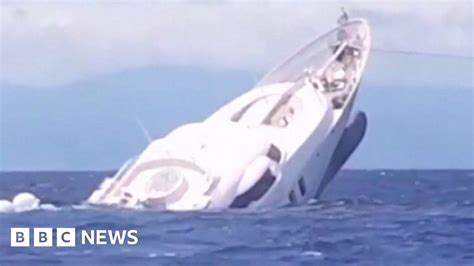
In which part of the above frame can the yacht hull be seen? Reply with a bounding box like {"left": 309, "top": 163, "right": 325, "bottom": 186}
{"left": 87, "top": 19, "right": 371, "bottom": 211}
{"left": 315, "top": 110, "right": 367, "bottom": 198}
{"left": 253, "top": 88, "right": 361, "bottom": 208}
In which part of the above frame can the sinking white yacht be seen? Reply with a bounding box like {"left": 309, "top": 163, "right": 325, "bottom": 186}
{"left": 87, "top": 18, "right": 371, "bottom": 211}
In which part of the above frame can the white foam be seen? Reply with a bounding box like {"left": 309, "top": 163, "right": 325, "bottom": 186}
{"left": 40, "top": 203, "right": 60, "bottom": 211}
{"left": 301, "top": 251, "right": 323, "bottom": 257}
{"left": 0, "top": 200, "right": 14, "bottom": 213}
{"left": 0, "top": 192, "right": 44, "bottom": 213}
{"left": 72, "top": 203, "right": 94, "bottom": 210}
{"left": 12, "top": 192, "right": 40, "bottom": 212}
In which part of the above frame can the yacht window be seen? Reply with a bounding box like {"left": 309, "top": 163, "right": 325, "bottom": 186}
{"left": 289, "top": 190, "right": 297, "bottom": 204}
{"left": 266, "top": 144, "right": 282, "bottom": 162}
{"left": 230, "top": 169, "right": 276, "bottom": 208}
{"left": 298, "top": 177, "right": 306, "bottom": 196}
{"left": 120, "top": 198, "right": 128, "bottom": 205}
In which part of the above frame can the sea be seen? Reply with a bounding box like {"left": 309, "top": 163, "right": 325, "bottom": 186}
{"left": 0, "top": 170, "right": 473, "bottom": 265}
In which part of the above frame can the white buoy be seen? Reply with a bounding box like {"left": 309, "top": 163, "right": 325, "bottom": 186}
{"left": 0, "top": 199, "right": 14, "bottom": 213}
{"left": 12, "top": 192, "right": 40, "bottom": 212}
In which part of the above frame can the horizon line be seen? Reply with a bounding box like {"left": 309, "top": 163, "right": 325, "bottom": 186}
{"left": 1, "top": 168, "right": 473, "bottom": 173}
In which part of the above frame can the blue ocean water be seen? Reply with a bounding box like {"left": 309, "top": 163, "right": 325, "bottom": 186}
{"left": 0, "top": 170, "right": 473, "bottom": 265}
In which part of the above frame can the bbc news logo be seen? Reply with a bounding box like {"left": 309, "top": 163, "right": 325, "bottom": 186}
{"left": 11, "top": 228, "right": 138, "bottom": 247}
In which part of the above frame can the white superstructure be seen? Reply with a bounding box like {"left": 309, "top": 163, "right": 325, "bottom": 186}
{"left": 87, "top": 19, "right": 371, "bottom": 211}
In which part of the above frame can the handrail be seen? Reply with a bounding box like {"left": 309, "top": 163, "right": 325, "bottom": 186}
{"left": 320, "top": 41, "right": 348, "bottom": 77}
{"left": 261, "top": 79, "right": 305, "bottom": 125}
{"left": 260, "top": 40, "right": 349, "bottom": 125}
{"left": 257, "top": 19, "right": 368, "bottom": 87}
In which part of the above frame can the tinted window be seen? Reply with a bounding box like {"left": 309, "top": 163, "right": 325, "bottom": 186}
{"left": 230, "top": 169, "right": 276, "bottom": 208}
{"left": 267, "top": 144, "right": 282, "bottom": 162}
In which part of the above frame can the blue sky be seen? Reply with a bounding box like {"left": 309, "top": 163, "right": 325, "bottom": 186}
{"left": 0, "top": 1, "right": 473, "bottom": 170}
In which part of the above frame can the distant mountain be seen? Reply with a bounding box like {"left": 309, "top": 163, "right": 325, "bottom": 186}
{"left": 1, "top": 64, "right": 472, "bottom": 170}
{"left": 0, "top": 66, "right": 256, "bottom": 170}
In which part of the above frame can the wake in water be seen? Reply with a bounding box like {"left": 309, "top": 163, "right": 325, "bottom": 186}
{"left": 0, "top": 191, "right": 378, "bottom": 214}
{"left": 0, "top": 192, "right": 77, "bottom": 213}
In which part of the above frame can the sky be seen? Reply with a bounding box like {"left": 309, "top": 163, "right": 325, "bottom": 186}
{"left": 0, "top": 1, "right": 473, "bottom": 170}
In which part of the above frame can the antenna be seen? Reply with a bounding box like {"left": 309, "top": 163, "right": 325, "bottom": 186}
{"left": 135, "top": 117, "right": 152, "bottom": 144}
{"left": 338, "top": 7, "right": 349, "bottom": 24}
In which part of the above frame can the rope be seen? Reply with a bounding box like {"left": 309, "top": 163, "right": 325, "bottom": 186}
{"left": 372, "top": 47, "right": 473, "bottom": 60}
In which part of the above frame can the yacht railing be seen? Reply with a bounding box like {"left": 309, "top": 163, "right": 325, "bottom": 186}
{"left": 260, "top": 39, "right": 350, "bottom": 125}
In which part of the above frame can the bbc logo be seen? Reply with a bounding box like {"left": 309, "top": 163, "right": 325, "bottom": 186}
{"left": 11, "top": 228, "right": 76, "bottom": 247}
{"left": 11, "top": 227, "right": 138, "bottom": 247}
